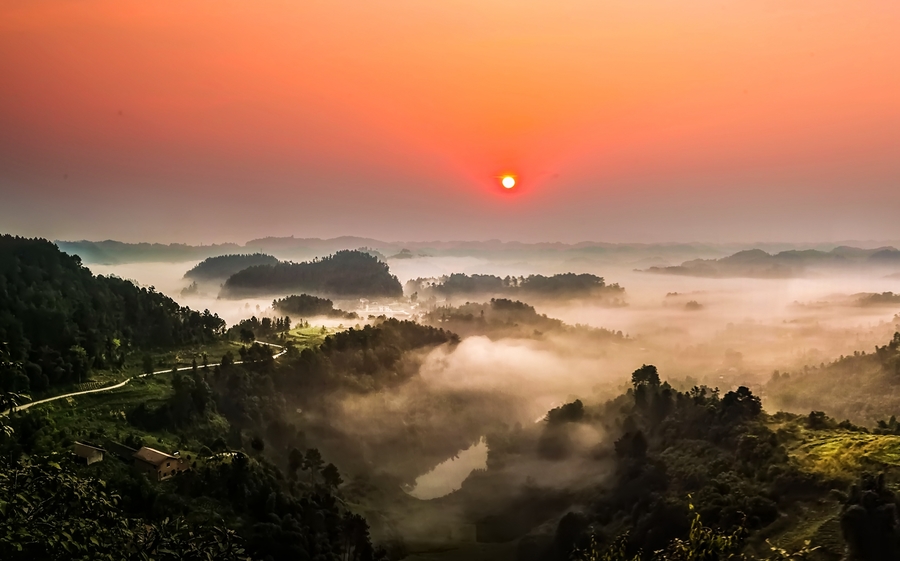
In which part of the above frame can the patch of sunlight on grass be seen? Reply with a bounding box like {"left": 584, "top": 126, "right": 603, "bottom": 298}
{"left": 789, "top": 430, "right": 900, "bottom": 479}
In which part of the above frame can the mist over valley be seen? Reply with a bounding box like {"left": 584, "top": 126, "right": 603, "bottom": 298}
{"left": 4, "top": 1, "right": 900, "bottom": 557}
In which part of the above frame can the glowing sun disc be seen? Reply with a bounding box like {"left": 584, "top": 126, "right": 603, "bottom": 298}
{"left": 501, "top": 176, "right": 516, "bottom": 189}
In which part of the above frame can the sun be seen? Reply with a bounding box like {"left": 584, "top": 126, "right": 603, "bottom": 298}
{"left": 501, "top": 175, "right": 516, "bottom": 189}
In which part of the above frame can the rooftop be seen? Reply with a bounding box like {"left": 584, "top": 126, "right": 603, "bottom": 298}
{"left": 133, "top": 446, "right": 177, "bottom": 466}
{"left": 73, "top": 441, "right": 106, "bottom": 452}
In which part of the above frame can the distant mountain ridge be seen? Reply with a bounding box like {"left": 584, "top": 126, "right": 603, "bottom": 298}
{"left": 55, "top": 239, "right": 242, "bottom": 264}
{"left": 647, "top": 246, "right": 900, "bottom": 278}
{"left": 57, "top": 236, "right": 900, "bottom": 267}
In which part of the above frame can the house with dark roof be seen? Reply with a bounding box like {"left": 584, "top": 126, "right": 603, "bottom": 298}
{"left": 132, "top": 446, "right": 188, "bottom": 481}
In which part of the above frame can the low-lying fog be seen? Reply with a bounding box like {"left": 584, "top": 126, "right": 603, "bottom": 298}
{"left": 91, "top": 257, "right": 900, "bottom": 386}
{"left": 89, "top": 255, "right": 900, "bottom": 498}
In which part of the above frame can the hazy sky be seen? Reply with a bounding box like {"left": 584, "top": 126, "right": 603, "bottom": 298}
{"left": 2, "top": 0, "right": 899, "bottom": 244}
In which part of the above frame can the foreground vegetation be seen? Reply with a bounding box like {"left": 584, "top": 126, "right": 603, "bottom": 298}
{"left": 7, "top": 319, "right": 900, "bottom": 560}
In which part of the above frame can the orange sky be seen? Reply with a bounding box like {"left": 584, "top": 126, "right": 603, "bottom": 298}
{"left": 1, "top": 0, "right": 899, "bottom": 243}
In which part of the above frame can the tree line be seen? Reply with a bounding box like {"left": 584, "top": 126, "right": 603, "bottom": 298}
{"left": 406, "top": 272, "right": 625, "bottom": 300}
{"left": 272, "top": 294, "right": 358, "bottom": 320}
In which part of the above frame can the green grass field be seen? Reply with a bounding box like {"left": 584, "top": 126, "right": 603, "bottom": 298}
{"left": 32, "top": 339, "right": 247, "bottom": 402}
{"left": 746, "top": 418, "right": 900, "bottom": 558}
{"left": 281, "top": 324, "right": 336, "bottom": 347}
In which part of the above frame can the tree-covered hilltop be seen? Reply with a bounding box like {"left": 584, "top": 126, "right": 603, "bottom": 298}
{"left": 406, "top": 272, "right": 625, "bottom": 301}
{"left": 766, "top": 331, "right": 900, "bottom": 424}
{"left": 285, "top": 318, "right": 458, "bottom": 394}
{"left": 270, "top": 319, "right": 477, "bottom": 482}
{"left": 0, "top": 235, "right": 226, "bottom": 394}
{"left": 184, "top": 253, "right": 279, "bottom": 282}
{"left": 855, "top": 291, "right": 900, "bottom": 306}
{"left": 421, "top": 298, "right": 625, "bottom": 341}
{"left": 272, "top": 294, "right": 358, "bottom": 319}
{"left": 455, "top": 367, "right": 829, "bottom": 560}
{"left": 219, "top": 250, "right": 403, "bottom": 299}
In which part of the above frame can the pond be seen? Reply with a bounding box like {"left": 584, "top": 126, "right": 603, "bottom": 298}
{"left": 406, "top": 437, "right": 488, "bottom": 500}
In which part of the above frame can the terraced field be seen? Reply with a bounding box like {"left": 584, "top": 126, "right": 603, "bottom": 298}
{"left": 785, "top": 428, "right": 900, "bottom": 480}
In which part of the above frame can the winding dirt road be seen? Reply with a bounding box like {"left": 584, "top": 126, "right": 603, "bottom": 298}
{"left": 2, "top": 341, "right": 285, "bottom": 416}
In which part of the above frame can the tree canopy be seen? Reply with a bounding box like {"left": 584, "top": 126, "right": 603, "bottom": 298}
{"left": 406, "top": 272, "right": 624, "bottom": 300}
{"left": 184, "top": 253, "right": 279, "bottom": 282}
{"left": 272, "top": 294, "right": 358, "bottom": 319}
{"left": 220, "top": 250, "right": 402, "bottom": 299}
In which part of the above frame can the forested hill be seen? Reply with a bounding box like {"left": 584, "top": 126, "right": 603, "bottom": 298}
{"left": 0, "top": 235, "right": 226, "bottom": 394}
{"left": 407, "top": 272, "right": 625, "bottom": 300}
{"left": 766, "top": 331, "right": 900, "bottom": 424}
{"left": 183, "top": 253, "right": 279, "bottom": 282}
{"left": 421, "top": 297, "right": 626, "bottom": 341}
{"left": 219, "top": 249, "right": 403, "bottom": 299}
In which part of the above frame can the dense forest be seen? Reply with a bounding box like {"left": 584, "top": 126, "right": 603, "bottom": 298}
{"left": 0, "top": 235, "right": 226, "bottom": 394}
{"left": 227, "top": 315, "right": 293, "bottom": 343}
{"left": 273, "top": 294, "right": 359, "bottom": 320}
{"left": 184, "top": 253, "right": 279, "bottom": 282}
{"left": 406, "top": 273, "right": 625, "bottom": 301}
{"left": 220, "top": 250, "right": 403, "bottom": 299}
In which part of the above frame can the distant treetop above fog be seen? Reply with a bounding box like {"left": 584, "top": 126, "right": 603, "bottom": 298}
{"left": 219, "top": 249, "right": 402, "bottom": 299}
{"left": 272, "top": 294, "right": 358, "bottom": 319}
{"left": 646, "top": 246, "right": 900, "bottom": 278}
{"left": 184, "top": 253, "right": 279, "bottom": 281}
{"left": 420, "top": 297, "right": 626, "bottom": 341}
{"left": 406, "top": 272, "right": 624, "bottom": 300}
